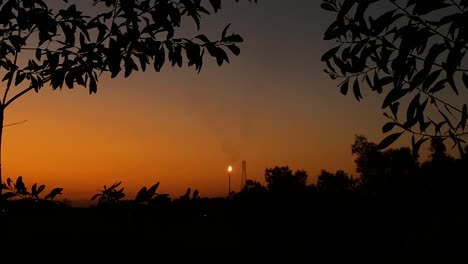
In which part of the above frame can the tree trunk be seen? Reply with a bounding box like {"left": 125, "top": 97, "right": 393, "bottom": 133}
{"left": 0, "top": 106, "right": 4, "bottom": 208}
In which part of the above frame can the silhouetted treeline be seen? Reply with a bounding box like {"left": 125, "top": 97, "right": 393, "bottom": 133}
{"left": 1, "top": 136, "right": 467, "bottom": 262}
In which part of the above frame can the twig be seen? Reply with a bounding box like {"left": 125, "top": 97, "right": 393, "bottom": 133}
{"left": 3, "top": 120, "right": 27, "bottom": 128}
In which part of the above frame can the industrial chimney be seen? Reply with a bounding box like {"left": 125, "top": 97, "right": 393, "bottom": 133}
{"left": 241, "top": 160, "right": 247, "bottom": 190}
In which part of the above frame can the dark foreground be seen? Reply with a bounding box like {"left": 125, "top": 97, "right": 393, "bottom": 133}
{"left": 2, "top": 195, "right": 468, "bottom": 263}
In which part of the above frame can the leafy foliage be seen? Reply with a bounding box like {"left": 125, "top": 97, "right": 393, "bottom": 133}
{"left": 321, "top": 0, "right": 468, "bottom": 155}
{"left": 1, "top": 176, "right": 63, "bottom": 201}
{"left": 91, "top": 181, "right": 126, "bottom": 206}
{"left": 179, "top": 187, "right": 200, "bottom": 200}
{"left": 0, "top": 0, "right": 257, "bottom": 102}
{"left": 134, "top": 181, "right": 171, "bottom": 205}
{"left": 91, "top": 181, "right": 200, "bottom": 208}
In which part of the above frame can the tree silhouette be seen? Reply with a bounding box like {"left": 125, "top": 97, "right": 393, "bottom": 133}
{"left": 419, "top": 138, "right": 466, "bottom": 202}
{"left": 237, "top": 179, "right": 267, "bottom": 200}
{"left": 264, "top": 166, "right": 308, "bottom": 195}
{"left": 317, "top": 169, "right": 356, "bottom": 194}
{"left": 0, "top": 0, "right": 256, "bottom": 202}
{"left": 321, "top": 0, "right": 468, "bottom": 154}
{"left": 429, "top": 137, "right": 449, "bottom": 161}
{"left": 352, "top": 135, "right": 418, "bottom": 196}
{"left": 351, "top": 135, "right": 385, "bottom": 193}
{"left": 241, "top": 179, "right": 267, "bottom": 192}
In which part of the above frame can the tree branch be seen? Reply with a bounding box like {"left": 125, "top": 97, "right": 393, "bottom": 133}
{"left": 390, "top": 1, "right": 456, "bottom": 46}
{"left": 4, "top": 86, "right": 35, "bottom": 109}
{"left": 3, "top": 120, "right": 27, "bottom": 128}
{"left": 3, "top": 1, "right": 21, "bottom": 105}
{"left": 4, "top": 76, "right": 51, "bottom": 109}
{"left": 383, "top": 114, "right": 468, "bottom": 138}
{"left": 449, "top": 0, "right": 464, "bottom": 12}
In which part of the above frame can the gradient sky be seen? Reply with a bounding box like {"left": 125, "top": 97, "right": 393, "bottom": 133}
{"left": 2, "top": 0, "right": 415, "bottom": 206}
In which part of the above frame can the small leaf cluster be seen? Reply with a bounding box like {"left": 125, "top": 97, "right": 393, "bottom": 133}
{"left": 91, "top": 181, "right": 126, "bottom": 206}
{"left": 134, "top": 181, "right": 170, "bottom": 205}
{"left": 179, "top": 187, "right": 199, "bottom": 201}
{"left": 321, "top": 0, "right": 468, "bottom": 155}
{"left": 1, "top": 176, "right": 64, "bottom": 201}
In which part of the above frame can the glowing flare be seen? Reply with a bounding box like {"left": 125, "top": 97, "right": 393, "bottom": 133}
{"left": 228, "top": 166, "right": 232, "bottom": 172}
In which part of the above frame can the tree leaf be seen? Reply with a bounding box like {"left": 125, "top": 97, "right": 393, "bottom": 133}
{"left": 379, "top": 76, "right": 393, "bottom": 87}
{"left": 35, "top": 48, "right": 42, "bottom": 60}
{"left": 32, "top": 183, "right": 38, "bottom": 197}
{"left": 338, "top": 0, "right": 355, "bottom": 20}
{"left": 406, "top": 93, "right": 420, "bottom": 127}
{"left": 353, "top": 79, "right": 362, "bottom": 101}
{"left": 340, "top": 79, "right": 349, "bottom": 95}
{"left": 390, "top": 102, "right": 400, "bottom": 120}
{"left": 147, "top": 182, "right": 160, "bottom": 195}
{"left": 460, "top": 104, "right": 467, "bottom": 131}
{"left": 65, "top": 72, "right": 75, "bottom": 89}
{"left": 226, "top": 45, "right": 240, "bottom": 56}
{"left": 422, "top": 69, "right": 442, "bottom": 91}
{"left": 37, "top": 185, "right": 45, "bottom": 196}
{"left": 377, "top": 132, "right": 404, "bottom": 150}
{"left": 429, "top": 79, "right": 446, "bottom": 94}
{"left": 195, "top": 34, "right": 210, "bottom": 44}
{"left": 411, "top": 136, "right": 429, "bottom": 157}
{"left": 321, "top": 46, "right": 340, "bottom": 62}
{"left": 382, "top": 122, "right": 397, "bottom": 133}
{"left": 438, "top": 109, "right": 454, "bottom": 129}
{"left": 135, "top": 187, "right": 148, "bottom": 203}
{"left": 44, "top": 188, "right": 63, "bottom": 200}
{"left": 413, "top": 0, "right": 451, "bottom": 16}
{"left": 223, "top": 34, "right": 243, "bottom": 43}
{"left": 333, "top": 55, "right": 347, "bottom": 75}
{"left": 154, "top": 46, "right": 165, "bottom": 72}
{"left": 222, "top": 23, "right": 231, "bottom": 40}
{"left": 371, "top": 10, "right": 396, "bottom": 35}
{"left": 209, "top": 0, "right": 221, "bottom": 12}
{"left": 2, "top": 70, "right": 15, "bottom": 83}
{"left": 321, "top": 3, "right": 337, "bottom": 12}
{"left": 15, "top": 176, "right": 27, "bottom": 195}
{"left": 457, "top": 142, "right": 465, "bottom": 158}
{"left": 410, "top": 68, "right": 429, "bottom": 91}
{"left": 15, "top": 72, "right": 26, "bottom": 86}
{"left": 463, "top": 73, "right": 468, "bottom": 89}
{"left": 424, "top": 43, "right": 446, "bottom": 69}
{"left": 323, "top": 21, "right": 341, "bottom": 40}
{"left": 88, "top": 73, "right": 97, "bottom": 94}
{"left": 382, "top": 88, "right": 408, "bottom": 109}
{"left": 2, "top": 192, "right": 17, "bottom": 200}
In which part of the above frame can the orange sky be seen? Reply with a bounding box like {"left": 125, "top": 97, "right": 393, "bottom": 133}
{"left": 2, "top": 0, "right": 452, "bottom": 206}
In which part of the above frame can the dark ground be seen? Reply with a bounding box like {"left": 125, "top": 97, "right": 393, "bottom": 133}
{"left": 1, "top": 196, "right": 468, "bottom": 263}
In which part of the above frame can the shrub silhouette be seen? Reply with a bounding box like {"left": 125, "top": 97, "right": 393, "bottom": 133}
{"left": 2, "top": 176, "right": 63, "bottom": 201}
{"left": 134, "top": 181, "right": 171, "bottom": 207}
{"left": 91, "top": 181, "right": 125, "bottom": 207}
{"left": 179, "top": 187, "right": 200, "bottom": 201}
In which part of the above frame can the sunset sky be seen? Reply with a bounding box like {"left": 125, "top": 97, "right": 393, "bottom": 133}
{"left": 2, "top": 0, "right": 423, "bottom": 206}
